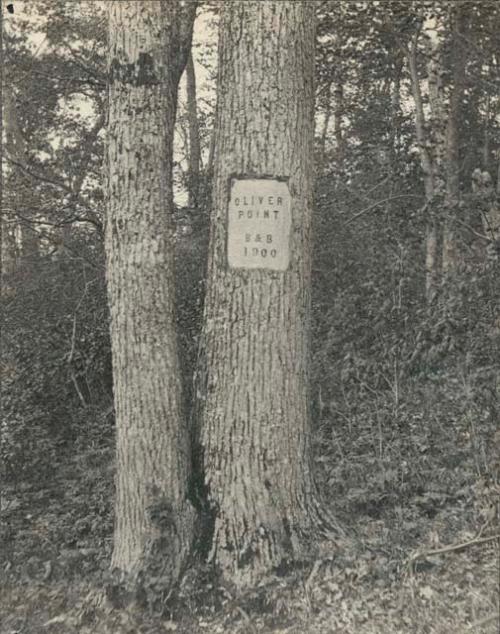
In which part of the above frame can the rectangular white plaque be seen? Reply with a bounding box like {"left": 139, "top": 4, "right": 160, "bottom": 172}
{"left": 227, "top": 178, "right": 291, "bottom": 271}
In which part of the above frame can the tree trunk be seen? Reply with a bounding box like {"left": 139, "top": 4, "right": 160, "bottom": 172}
{"left": 1, "top": 219, "right": 18, "bottom": 277}
{"left": 425, "top": 32, "right": 446, "bottom": 197}
{"left": 318, "top": 81, "right": 331, "bottom": 170}
{"left": 389, "top": 54, "right": 403, "bottom": 169}
{"left": 3, "top": 85, "right": 39, "bottom": 265}
{"left": 196, "top": 1, "right": 338, "bottom": 589}
{"left": 205, "top": 130, "right": 215, "bottom": 182}
{"left": 442, "top": 5, "right": 468, "bottom": 277}
{"left": 333, "top": 83, "right": 344, "bottom": 169}
{"left": 405, "top": 32, "right": 439, "bottom": 302}
{"left": 186, "top": 50, "right": 201, "bottom": 208}
{"left": 483, "top": 94, "right": 490, "bottom": 172}
{"left": 106, "top": 0, "right": 196, "bottom": 604}
{"left": 57, "top": 112, "right": 106, "bottom": 262}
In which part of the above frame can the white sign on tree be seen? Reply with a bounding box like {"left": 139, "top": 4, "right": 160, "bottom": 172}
{"left": 227, "top": 178, "right": 291, "bottom": 271}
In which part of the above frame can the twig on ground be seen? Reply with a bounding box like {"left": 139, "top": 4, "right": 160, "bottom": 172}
{"left": 235, "top": 606, "right": 256, "bottom": 633}
{"left": 305, "top": 558, "right": 323, "bottom": 593}
{"left": 409, "top": 533, "right": 500, "bottom": 565}
{"left": 467, "top": 612, "right": 499, "bottom": 630}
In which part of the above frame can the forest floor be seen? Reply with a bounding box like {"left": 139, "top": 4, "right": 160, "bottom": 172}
{"left": 1, "top": 375, "right": 499, "bottom": 633}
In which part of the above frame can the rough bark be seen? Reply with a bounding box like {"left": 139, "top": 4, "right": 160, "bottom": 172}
{"left": 196, "top": 1, "right": 339, "bottom": 589}
{"left": 106, "top": 0, "right": 196, "bottom": 604}
{"left": 185, "top": 50, "right": 201, "bottom": 208}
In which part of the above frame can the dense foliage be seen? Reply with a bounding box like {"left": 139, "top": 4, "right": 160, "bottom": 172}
{"left": 1, "top": 1, "right": 499, "bottom": 632}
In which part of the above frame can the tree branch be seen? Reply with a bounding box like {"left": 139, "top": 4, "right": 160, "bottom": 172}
{"left": 345, "top": 195, "right": 424, "bottom": 225}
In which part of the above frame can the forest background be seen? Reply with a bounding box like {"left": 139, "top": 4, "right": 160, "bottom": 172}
{"left": 1, "top": 1, "right": 500, "bottom": 632}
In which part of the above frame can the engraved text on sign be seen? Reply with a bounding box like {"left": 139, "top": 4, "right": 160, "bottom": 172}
{"left": 227, "top": 179, "right": 291, "bottom": 271}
